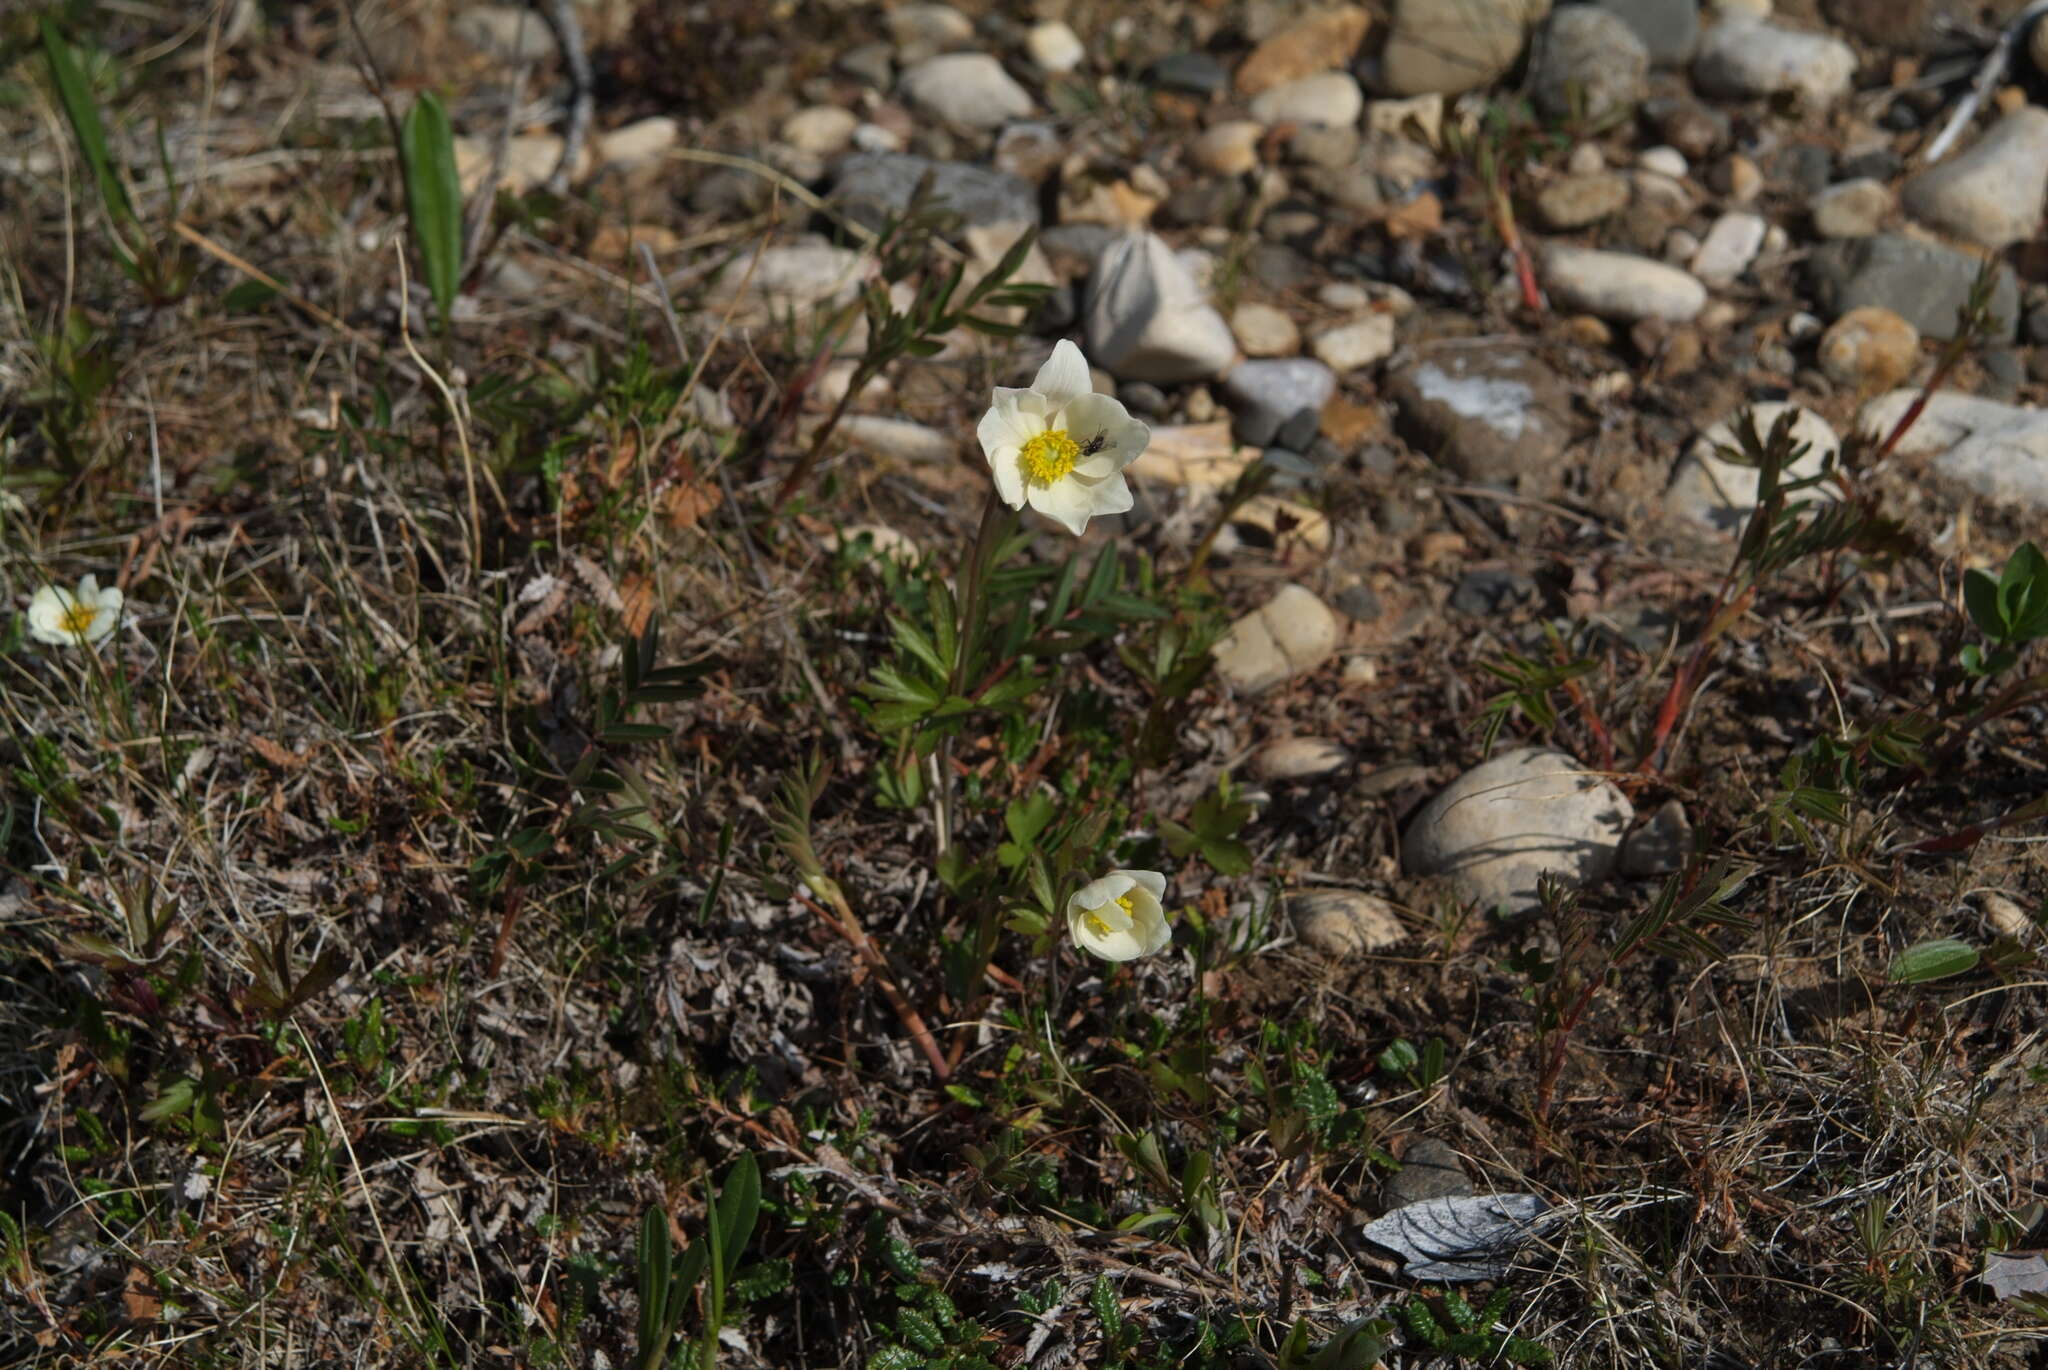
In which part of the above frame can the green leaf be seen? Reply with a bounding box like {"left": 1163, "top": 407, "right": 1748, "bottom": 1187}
{"left": 888, "top": 613, "right": 948, "bottom": 682}
{"left": 1966, "top": 565, "right": 2007, "bottom": 641}
{"left": 2000, "top": 542, "right": 2048, "bottom": 641}
{"left": 1004, "top": 793, "right": 1056, "bottom": 847}
{"left": 400, "top": 91, "right": 464, "bottom": 331}
{"left": 1888, "top": 937, "right": 1980, "bottom": 984}
{"left": 1199, "top": 837, "right": 1253, "bottom": 877}
{"left": 222, "top": 279, "right": 278, "bottom": 312}
{"left": 942, "top": 1084, "right": 983, "bottom": 1107}
{"left": 713, "top": 1152, "right": 761, "bottom": 1281}
{"left": 1376, "top": 1039, "right": 1419, "bottom": 1075}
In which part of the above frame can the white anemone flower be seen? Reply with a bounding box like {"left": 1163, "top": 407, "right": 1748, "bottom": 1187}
{"left": 26, "top": 574, "right": 123, "bottom": 647}
{"left": 977, "top": 340, "right": 1150, "bottom": 536}
{"left": 1066, "top": 868, "right": 1171, "bottom": 962}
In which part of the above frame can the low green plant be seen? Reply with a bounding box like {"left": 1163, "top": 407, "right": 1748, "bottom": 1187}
{"left": 400, "top": 90, "right": 464, "bottom": 333}
{"left": 1397, "top": 1285, "right": 1553, "bottom": 1366}
{"left": 636, "top": 1152, "right": 761, "bottom": 1370}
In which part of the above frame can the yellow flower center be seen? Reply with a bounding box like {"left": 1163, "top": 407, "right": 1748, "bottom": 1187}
{"left": 59, "top": 602, "right": 98, "bottom": 638}
{"left": 1018, "top": 429, "right": 1081, "bottom": 487}
{"left": 1082, "top": 893, "right": 1139, "bottom": 940}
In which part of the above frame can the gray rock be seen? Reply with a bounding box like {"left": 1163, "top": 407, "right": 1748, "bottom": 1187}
{"left": 1900, "top": 108, "right": 2048, "bottom": 250}
{"left": 1665, "top": 401, "right": 1839, "bottom": 534}
{"left": 1771, "top": 142, "right": 1834, "bottom": 196}
{"left": 1116, "top": 382, "right": 1169, "bottom": 417}
{"left": 1645, "top": 95, "right": 1728, "bottom": 159}
{"left": 1277, "top": 407, "right": 1322, "bottom": 451}
{"left": 1377, "top": 0, "right": 1539, "bottom": 96}
{"left": 1839, "top": 149, "right": 1902, "bottom": 182}
{"left": 1148, "top": 52, "right": 1231, "bottom": 97}
{"left": 1693, "top": 18, "right": 1857, "bottom": 106}
{"left": 1856, "top": 390, "right": 2048, "bottom": 511}
{"left": 1158, "top": 178, "right": 1246, "bottom": 229}
{"left": 1808, "top": 234, "right": 2019, "bottom": 340}
{"left": 1534, "top": 171, "right": 1632, "bottom": 229}
{"left": 1248, "top": 243, "right": 1313, "bottom": 291}
{"left": 1403, "top": 746, "right": 1634, "bottom": 914}
{"left": 1808, "top": 178, "right": 1891, "bottom": 238}
{"left": 1620, "top": 799, "right": 1693, "bottom": 876}
{"left": 1288, "top": 124, "right": 1362, "bottom": 170}
{"left": 1587, "top": 0, "right": 1701, "bottom": 66}
{"left": 1386, "top": 342, "right": 1571, "bottom": 482}
{"left": 1543, "top": 245, "right": 1705, "bottom": 322}
{"left": 1225, "top": 359, "right": 1337, "bottom": 446}
{"left": 1295, "top": 162, "right": 1388, "bottom": 214}
{"left": 1985, "top": 346, "right": 2025, "bottom": 401}
{"left": 1450, "top": 567, "right": 1540, "bottom": 616}
{"left": 1381, "top": 1138, "right": 1473, "bottom": 1209}
{"left": 899, "top": 52, "right": 1034, "bottom": 128}
{"left": 831, "top": 154, "right": 1038, "bottom": 235}
{"left": 1291, "top": 889, "right": 1405, "bottom": 953}
{"left": 1213, "top": 584, "right": 1342, "bottom": 692}
{"left": 1084, "top": 232, "right": 1238, "bottom": 383}
{"left": 452, "top": 5, "right": 558, "bottom": 61}
{"left": 1531, "top": 7, "right": 1650, "bottom": 121}
{"left": 1231, "top": 301, "right": 1302, "bottom": 357}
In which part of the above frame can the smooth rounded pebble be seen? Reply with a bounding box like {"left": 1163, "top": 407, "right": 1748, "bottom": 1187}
{"left": 781, "top": 106, "right": 859, "bottom": 157}
{"left": 1401, "top": 747, "right": 1633, "bottom": 915}
{"left": 1665, "top": 401, "right": 1839, "bottom": 534}
{"left": 1310, "top": 315, "right": 1397, "bottom": 372}
{"left": 899, "top": 53, "right": 1034, "bottom": 128}
{"left": 1254, "top": 737, "right": 1351, "bottom": 782}
{"left": 1213, "top": 585, "right": 1341, "bottom": 693}
{"left": 1192, "top": 121, "right": 1265, "bottom": 176}
{"left": 1543, "top": 245, "right": 1706, "bottom": 322}
{"left": 1693, "top": 18, "right": 1855, "bottom": 106}
{"left": 1808, "top": 178, "right": 1890, "bottom": 238}
{"left": 1818, "top": 307, "right": 1918, "bottom": 390}
{"left": 1248, "top": 71, "right": 1364, "bottom": 127}
{"left": 1230, "top": 302, "right": 1301, "bottom": 357}
{"left": 1689, "top": 211, "right": 1767, "bottom": 286}
{"left": 1900, "top": 107, "right": 2048, "bottom": 250}
{"left": 1535, "top": 171, "right": 1631, "bottom": 229}
{"left": 1025, "top": 21, "right": 1085, "bottom": 73}
{"left": 1530, "top": 6, "right": 1649, "bottom": 121}
{"left": 1289, "top": 889, "right": 1405, "bottom": 954}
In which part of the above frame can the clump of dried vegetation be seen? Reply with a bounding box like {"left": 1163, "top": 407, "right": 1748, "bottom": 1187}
{"left": 2, "top": 5, "right": 2047, "bottom": 1369}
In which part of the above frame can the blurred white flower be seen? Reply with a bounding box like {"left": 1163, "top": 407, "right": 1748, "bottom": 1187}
{"left": 977, "top": 340, "right": 1149, "bottom": 536}
{"left": 1066, "top": 868, "right": 1170, "bottom": 962}
{"left": 26, "top": 574, "right": 122, "bottom": 647}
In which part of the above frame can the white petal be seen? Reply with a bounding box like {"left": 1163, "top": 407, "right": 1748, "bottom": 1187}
{"left": 1026, "top": 478, "right": 1098, "bottom": 537}
{"left": 1061, "top": 393, "right": 1151, "bottom": 477}
{"left": 979, "top": 395, "right": 1035, "bottom": 456}
{"left": 1030, "top": 340, "right": 1094, "bottom": 412}
{"left": 26, "top": 586, "right": 72, "bottom": 644}
{"left": 990, "top": 446, "right": 1026, "bottom": 509}
{"left": 1119, "top": 869, "right": 1168, "bottom": 900}
{"left": 1070, "top": 872, "right": 1137, "bottom": 911}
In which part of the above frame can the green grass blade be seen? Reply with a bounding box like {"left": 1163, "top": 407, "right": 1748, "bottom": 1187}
{"left": 400, "top": 91, "right": 463, "bottom": 331}
{"left": 39, "top": 18, "right": 136, "bottom": 230}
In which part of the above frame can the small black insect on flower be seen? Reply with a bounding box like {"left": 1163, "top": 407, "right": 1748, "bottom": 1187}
{"left": 1078, "top": 431, "right": 1108, "bottom": 457}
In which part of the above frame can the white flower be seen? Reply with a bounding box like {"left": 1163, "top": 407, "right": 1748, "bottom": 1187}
{"left": 26, "top": 574, "right": 123, "bottom": 647}
{"left": 1066, "top": 868, "right": 1171, "bottom": 962}
{"left": 977, "top": 340, "right": 1150, "bottom": 536}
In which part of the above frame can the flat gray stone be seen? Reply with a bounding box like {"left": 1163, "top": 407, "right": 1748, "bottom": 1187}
{"left": 1900, "top": 107, "right": 2048, "bottom": 250}
{"left": 830, "top": 154, "right": 1039, "bottom": 237}
{"left": 1380, "top": 1137, "right": 1473, "bottom": 1210}
{"left": 1693, "top": 18, "right": 1856, "bottom": 106}
{"left": 1807, "top": 234, "right": 2019, "bottom": 341}
{"left": 1224, "top": 359, "right": 1337, "bottom": 446}
{"left": 1857, "top": 389, "right": 2048, "bottom": 511}
{"left": 1386, "top": 342, "right": 1571, "bottom": 482}
{"left": 1531, "top": 7, "right": 1649, "bottom": 121}
{"left": 1586, "top": 0, "right": 1701, "bottom": 66}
